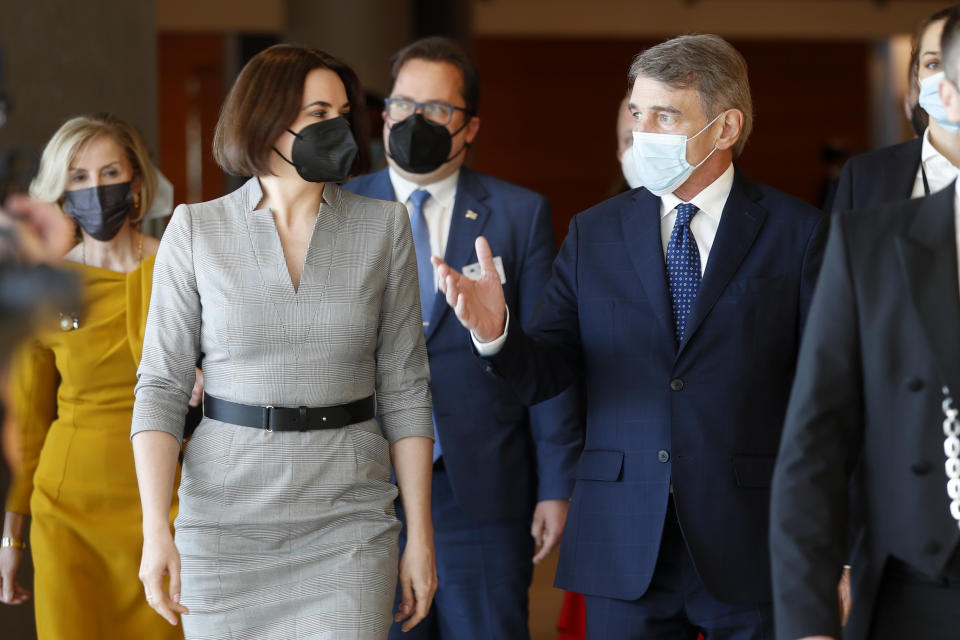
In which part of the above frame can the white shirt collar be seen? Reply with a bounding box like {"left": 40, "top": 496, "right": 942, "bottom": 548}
{"left": 388, "top": 167, "right": 460, "bottom": 209}
{"left": 660, "top": 162, "right": 735, "bottom": 222}
{"left": 922, "top": 127, "right": 942, "bottom": 164}
{"left": 921, "top": 127, "right": 959, "bottom": 176}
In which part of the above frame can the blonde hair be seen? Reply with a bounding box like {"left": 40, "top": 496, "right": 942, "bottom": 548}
{"left": 30, "top": 113, "right": 158, "bottom": 224}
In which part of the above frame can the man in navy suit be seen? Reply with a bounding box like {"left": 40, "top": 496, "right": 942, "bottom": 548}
{"left": 344, "top": 36, "right": 582, "bottom": 640}
{"left": 433, "top": 34, "right": 826, "bottom": 638}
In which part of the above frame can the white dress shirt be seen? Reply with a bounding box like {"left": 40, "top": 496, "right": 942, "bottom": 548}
{"left": 389, "top": 166, "right": 460, "bottom": 291}
{"left": 659, "top": 163, "right": 735, "bottom": 275}
{"left": 475, "top": 163, "right": 737, "bottom": 355}
{"left": 912, "top": 128, "right": 960, "bottom": 198}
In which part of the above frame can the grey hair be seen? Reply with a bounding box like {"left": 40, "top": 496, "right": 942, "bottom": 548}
{"left": 628, "top": 34, "right": 753, "bottom": 157}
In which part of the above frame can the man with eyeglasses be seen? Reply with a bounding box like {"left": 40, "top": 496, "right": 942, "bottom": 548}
{"left": 345, "top": 36, "right": 582, "bottom": 640}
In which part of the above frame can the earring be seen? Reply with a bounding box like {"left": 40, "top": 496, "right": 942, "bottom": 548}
{"left": 134, "top": 192, "right": 141, "bottom": 210}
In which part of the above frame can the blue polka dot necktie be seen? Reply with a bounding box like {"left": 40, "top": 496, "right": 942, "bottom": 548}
{"left": 408, "top": 189, "right": 433, "bottom": 325}
{"left": 666, "top": 202, "right": 701, "bottom": 345}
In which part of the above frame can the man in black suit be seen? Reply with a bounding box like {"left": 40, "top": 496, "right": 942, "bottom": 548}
{"left": 769, "top": 8, "right": 960, "bottom": 640}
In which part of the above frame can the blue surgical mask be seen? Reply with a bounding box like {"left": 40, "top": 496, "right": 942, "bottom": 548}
{"left": 631, "top": 111, "right": 724, "bottom": 196}
{"left": 919, "top": 72, "right": 960, "bottom": 134}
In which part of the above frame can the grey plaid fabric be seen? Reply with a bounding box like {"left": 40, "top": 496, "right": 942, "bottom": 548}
{"left": 132, "top": 178, "right": 433, "bottom": 639}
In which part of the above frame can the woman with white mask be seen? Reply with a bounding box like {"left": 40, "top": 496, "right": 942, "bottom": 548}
{"left": 832, "top": 5, "right": 960, "bottom": 213}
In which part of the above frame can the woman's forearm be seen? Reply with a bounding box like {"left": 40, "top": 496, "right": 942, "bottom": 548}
{"left": 132, "top": 430, "right": 181, "bottom": 538}
{"left": 391, "top": 436, "right": 434, "bottom": 542}
{"left": 2, "top": 512, "right": 27, "bottom": 541}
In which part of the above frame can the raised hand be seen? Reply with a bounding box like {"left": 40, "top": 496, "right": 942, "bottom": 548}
{"left": 432, "top": 236, "right": 506, "bottom": 343}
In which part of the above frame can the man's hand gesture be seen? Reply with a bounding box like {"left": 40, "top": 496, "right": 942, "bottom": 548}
{"left": 433, "top": 236, "right": 507, "bottom": 343}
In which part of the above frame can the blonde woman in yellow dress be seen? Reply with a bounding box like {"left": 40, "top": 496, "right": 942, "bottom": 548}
{"left": 0, "top": 113, "right": 188, "bottom": 640}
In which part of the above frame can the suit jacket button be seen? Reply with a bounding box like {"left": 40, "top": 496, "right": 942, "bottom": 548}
{"left": 904, "top": 377, "right": 924, "bottom": 392}
{"left": 670, "top": 379, "right": 685, "bottom": 391}
{"left": 657, "top": 449, "right": 670, "bottom": 463}
{"left": 911, "top": 461, "right": 932, "bottom": 475}
{"left": 923, "top": 540, "right": 941, "bottom": 554}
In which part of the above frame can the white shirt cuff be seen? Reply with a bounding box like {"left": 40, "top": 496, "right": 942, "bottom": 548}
{"left": 471, "top": 307, "right": 509, "bottom": 356}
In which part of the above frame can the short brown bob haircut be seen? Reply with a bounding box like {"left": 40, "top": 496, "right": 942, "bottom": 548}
{"left": 213, "top": 44, "right": 369, "bottom": 177}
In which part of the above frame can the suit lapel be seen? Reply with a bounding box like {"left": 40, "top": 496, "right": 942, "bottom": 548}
{"left": 896, "top": 184, "right": 960, "bottom": 396}
{"left": 678, "top": 170, "right": 767, "bottom": 358}
{"left": 427, "top": 169, "right": 490, "bottom": 341}
{"left": 887, "top": 137, "right": 923, "bottom": 200}
{"left": 364, "top": 170, "right": 397, "bottom": 203}
{"left": 620, "top": 188, "right": 675, "bottom": 341}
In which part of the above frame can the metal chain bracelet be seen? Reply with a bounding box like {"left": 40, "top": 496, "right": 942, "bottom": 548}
{"left": 942, "top": 387, "right": 960, "bottom": 529}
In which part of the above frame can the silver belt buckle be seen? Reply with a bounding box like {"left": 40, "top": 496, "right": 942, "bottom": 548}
{"left": 265, "top": 405, "right": 274, "bottom": 433}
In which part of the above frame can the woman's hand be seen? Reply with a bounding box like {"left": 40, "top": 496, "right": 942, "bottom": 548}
{"left": 0, "top": 511, "right": 30, "bottom": 605}
{"left": 838, "top": 566, "right": 852, "bottom": 625}
{"left": 0, "top": 546, "right": 31, "bottom": 605}
{"left": 188, "top": 368, "right": 204, "bottom": 407}
{"left": 395, "top": 536, "right": 437, "bottom": 632}
{"left": 138, "top": 530, "right": 189, "bottom": 625}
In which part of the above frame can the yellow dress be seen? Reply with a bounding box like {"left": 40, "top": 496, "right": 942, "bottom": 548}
{"left": 5, "top": 255, "right": 181, "bottom": 640}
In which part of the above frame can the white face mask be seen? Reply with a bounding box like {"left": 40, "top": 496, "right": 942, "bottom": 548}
{"left": 620, "top": 148, "right": 642, "bottom": 189}
{"left": 919, "top": 71, "right": 960, "bottom": 134}
{"left": 632, "top": 111, "right": 724, "bottom": 196}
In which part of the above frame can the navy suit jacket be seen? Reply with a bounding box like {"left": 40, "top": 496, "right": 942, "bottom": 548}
{"left": 771, "top": 184, "right": 960, "bottom": 640}
{"left": 831, "top": 137, "right": 922, "bottom": 214}
{"left": 486, "top": 168, "right": 826, "bottom": 603}
{"left": 345, "top": 168, "right": 583, "bottom": 522}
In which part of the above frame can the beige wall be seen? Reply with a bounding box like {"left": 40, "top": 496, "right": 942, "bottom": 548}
{"left": 285, "top": 0, "right": 414, "bottom": 95}
{"left": 157, "top": 0, "right": 284, "bottom": 32}
{"left": 474, "top": 0, "right": 955, "bottom": 39}
{"left": 157, "top": 0, "right": 411, "bottom": 94}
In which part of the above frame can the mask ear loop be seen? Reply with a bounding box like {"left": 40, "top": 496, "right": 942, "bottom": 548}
{"left": 272, "top": 127, "right": 307, "bottom": 168}
{"left": 443, "top": 118, "right": 473, "bottom": 163}
{"left": 688, "top": 110, "right": 727, "bottom": 168}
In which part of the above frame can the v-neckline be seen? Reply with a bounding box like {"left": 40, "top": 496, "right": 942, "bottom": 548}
{"left": 267, "top": 207, "right": 322, "bottom": 295}
{"left": 241, "top": 178, "right": 345, "bottom": 301}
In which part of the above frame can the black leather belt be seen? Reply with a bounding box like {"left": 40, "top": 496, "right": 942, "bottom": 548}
{"left": 203, "top": 393, "right": 375, "bottom": 432}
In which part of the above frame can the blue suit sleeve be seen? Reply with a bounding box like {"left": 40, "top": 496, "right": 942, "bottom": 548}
{"left": 516, "top": 196, "right": 584, "bottom": 501}
{"left": 488, "top": 214, "right": 584, "bottom": 407}
{"left": 798, "top": 214, "right": 828, "bottom": 339}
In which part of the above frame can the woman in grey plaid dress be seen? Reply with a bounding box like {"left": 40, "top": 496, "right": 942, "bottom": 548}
{"left": 130, "top": 45, "right": 436, "bottom": 639}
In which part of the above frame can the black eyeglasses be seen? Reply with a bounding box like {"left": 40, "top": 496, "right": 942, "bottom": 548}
{"left": 384, "top": 98, "right": 469, "bottom": 126}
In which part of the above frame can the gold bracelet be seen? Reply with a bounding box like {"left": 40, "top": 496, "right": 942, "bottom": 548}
{"left": 0, "top": 537, "right": 26, "bottom": 550}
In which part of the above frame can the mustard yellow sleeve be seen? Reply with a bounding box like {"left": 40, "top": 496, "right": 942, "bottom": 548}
{"left": 4, "top": 339, "right": 59, "bottom": 515}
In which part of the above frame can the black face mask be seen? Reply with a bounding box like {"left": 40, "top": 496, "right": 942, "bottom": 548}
{"left": 275, "top": 117, "right": 359, "bottom": 183}
{"left": 62, "top": 181, "right": 134, "bottom": 241}
{"left": 388, "top": 113, "right": 468, "bottom": 174}
{"left": 911, "top": 102, "right": 929, "bottom": 139}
